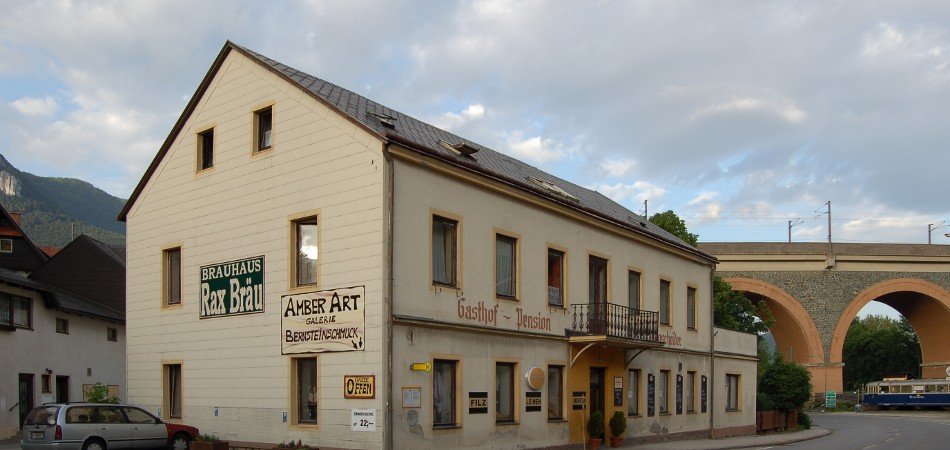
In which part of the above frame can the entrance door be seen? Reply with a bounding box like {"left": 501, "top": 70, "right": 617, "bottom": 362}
{"left": 19, "top": 373, "right": 34, "bottom": 428}
{"left": 56, "top": 376, "right": 69, "bottom": 403}
{"left": 589, "top": 367, "right": 606, "bottom": 439}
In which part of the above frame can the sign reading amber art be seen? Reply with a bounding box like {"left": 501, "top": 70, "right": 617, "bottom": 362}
{"left": 281, "top": 285, "right": 365, "bottom": 354}
{"left": 344, "top": 375, "right": 375, "bottom": 399}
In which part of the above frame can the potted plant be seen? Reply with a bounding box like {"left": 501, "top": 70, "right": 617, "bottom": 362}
{"left": 192, "top": 434, "right": 228, "bottom": 450}
{"left": 274, "top": 440, "right": 311, "bottom": 450}
{"left": 587, "top": 411, "right": 605, "bottom": 450}
{"left": 609, "top": 411, "right": 626, "bottom": 447}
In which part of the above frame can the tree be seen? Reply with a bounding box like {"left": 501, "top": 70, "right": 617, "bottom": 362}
{"left": 758, "top": 352, "right": 812, "bottom": 411}
{"left": 648, "top": 210, "right": 773, "bottom": 334}
{"left": 842, "top": 315, "right": 921, "bottom": 391}
{"left": 648, "top": 210, "right": 698, "bottom": 246}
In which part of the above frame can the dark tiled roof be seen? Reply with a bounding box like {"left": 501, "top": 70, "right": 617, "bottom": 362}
{"left": 29, "top": 234, "right": 126, "bottom": 313}
{"left": 234, "top": 45, "right": 708, "bottom": 259}
{"left": 699, "top": 242, "right": 950, "bottom": 257}
{"left": 0, "top": 267, "right": 123, "bottom": 323}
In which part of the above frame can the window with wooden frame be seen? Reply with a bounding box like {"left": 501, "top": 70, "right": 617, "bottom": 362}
{"left": 55, "top": 318, "right": 69, "bottom": 334}
{"left": 658, "top": 370, "right": 670, "bottom": 414}
{"left": 547, "top": 249, "right": 565, "bottom": 306}
{"left": 254, "top": 107, "right": 273, "bottom": 152}
{"left": 41, "top": 374, "right": 51, "bottom": 393}
{"left": 432, "top": 216, "right": 458, "bottom": 287}
{"left": 433, "top": 359, "right": 458, "bottom": 427}
{"left": 0, "top": 238, "right": 12, "bottom": 253}
{"left": 163, "top": 248, "right": 181, "bottom": 306}
{"left": 495, "top": 362, "right": 516, "bottom": 423}
{"left": 197, "top": 128, "right": 214, "bottom": 171}
{"left": 726, "top": 374, "right": 740, "bottom": 411}
{"left": 659, "top": 280, "right": 671, "bottom": 325}
{"left": 107, "top": 327, "right": 118, "bottom": 342}
{"left": 628, "top": 270, "right": 641, "bottom": 310}
{"left": 686, "top": 287, "right": 697, "bottom": 330}
{"left": 495, "top": 234, "right": 517, "bottom": 299}
{"left": 163, "top": 364, "right": 182, "bottom": 419}
{"left": 589, "top": 256, "right": 608, "bottom": 304}
{"left": 293, "top": 357, "right": 318, "bottom": 424}
{"left": 686, "top": 371, "right": 696, "bottom": 413}
{"left": 0, "top": 293, "right": 31, "bottom": 328}
{"left": 547, "top": 365, "right": 564, "bottom": 420}
{"left": 293, "top": 217, "right": 319, "bottom": 287}
{"left": 627, "top": 369, "right": 640, "bottom": 416}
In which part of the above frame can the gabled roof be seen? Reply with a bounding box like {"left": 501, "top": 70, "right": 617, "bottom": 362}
{"left": 0, "top": 267, "right": 124, "bottom": 323}
{"left": 120, "top": 41, "right": 715, "bottom": 263}
{"left": 0, "top": 201, "right": 49, "bottom": 270}
{"left": 29, "top": 234, "right": 126, "bottom": 313}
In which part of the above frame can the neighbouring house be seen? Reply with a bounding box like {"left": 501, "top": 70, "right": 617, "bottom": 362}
{"left": 0, "top": 205, "right": 125, "bottom": 439}
{"left": 120, "top": 41, "right": 757, "bottom": 449}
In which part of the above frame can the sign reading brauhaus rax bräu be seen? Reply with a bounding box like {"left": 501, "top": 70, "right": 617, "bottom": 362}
{"left": 281, "top": 285, "right": 365, "bottom": 354}
{"left": 199, "top": 256, "right": 265, "bottom": 318}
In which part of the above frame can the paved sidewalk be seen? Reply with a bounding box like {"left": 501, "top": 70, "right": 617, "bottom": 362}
{"left": 624, "top": 426, "right": 831, "bottom": 449}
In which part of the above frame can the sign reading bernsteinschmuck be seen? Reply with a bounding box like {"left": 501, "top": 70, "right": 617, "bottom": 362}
{"left": 281, "top": 286, "right": 365, "bottom": 354}
{"left": 199, "top": 256, "right": 265, "bottom": 318}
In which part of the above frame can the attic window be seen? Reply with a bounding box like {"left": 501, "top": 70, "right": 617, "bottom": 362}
{"left": 0, "top": 238, "right": 11, "bottom": 253}
{"left": 527, "top": 176, "right": 579, "bottom": 202}
{"left": 438, "top": 140, "right": 479, "bottom": 157}
{"left": 367, "top": 112, "right": 396, "bottom": 129}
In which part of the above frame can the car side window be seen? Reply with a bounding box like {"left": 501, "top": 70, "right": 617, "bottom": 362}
{"left": 123, "top": 407, "right": 158, "bottom": 424}
{"left": 97, "top": 406, "right": 129, "bottom": 424}
{"left": 65, "top": 406, "right": 96, "bottom": 423}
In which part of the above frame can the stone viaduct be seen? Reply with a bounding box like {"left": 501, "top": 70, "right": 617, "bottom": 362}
{"left": 698, "top": 242, "right": 950, "bottom": 394}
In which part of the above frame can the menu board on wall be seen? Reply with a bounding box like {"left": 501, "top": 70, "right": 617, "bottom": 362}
{"left": 647, "top": 374, "right": 655, "bottom": 417}
{"left": 676, "top": 374, "right": 683, "bottom": 415}
{"left": 701, "top": 375, "right": 708, "bottom": 413}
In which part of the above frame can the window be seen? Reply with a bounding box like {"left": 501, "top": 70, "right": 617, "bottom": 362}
{"left": 628, "top": 270, "right": 641, "bottom": 310}
{"left": 163, "top": 248, "right": 181, "bottom": 306}
{"left": 547, "top": 365, "right": 564, "bottom": 420}
{"left": 495, "top": 362, "right": 515, "bottom": 423}
{"left": 164, "top": 364, "right": 182, "bottom": 419}
{"left": 97, "top": 406, "right": 127, "bottom": 424}
{"left": 107, "top": 327, "right": 118, "bottom": 342}
{"left": 686, "top": 371, "right": 695, "bottom": 413}
{"left": 197, "top": 128, "right": 214, "bottom": 171}
{"left": 41, "top": 374, "right": 51, "bottom": 393}
{"left": 547, "top": 249, "right": 565, "bottom": 306}
{"left": 589, "top": 256, "right": 608, "bottom": 304}
{"left": 294, "top": 217, "right": 319, "bottom": 286}
{"left": 687, "top": 287, "right": 697, "bottom": 330}
{"left": 432, "top": 216, "right": 458, "bottom": 287}
{"left": 56, "top": 318, "right": 69, "bottom": 334}
{"left": 726, "top": 374, "right": 740, "bottom": 411}
{"left": 0, "top": 293, "right": 31, "bottom": 328}
{"left": 433, "top": 359, "right": 457, "bottom": 427}
{"left": 660, "top": 280, "right": 671, "bottom": 325}
{"left": 627, "top": 369, "right": 640, "bottom": 416}
{"left": 0, "top": 238, "right": 11, "bottom": 253}
{"left": 255, "top": 107, "right": 273, "bottom": 152}
{"left": 124, "top": 407, "right": 158, "bottom": 424}
{"left": 495, "top": 235, "right": 517, "bottom": 298}
{"left": 658, "top": 370, "right": 670, "bottom": 414}
{"left": 65, "top": 406, "right": 96, "bottom": 424}
{"left": 294, "top": 357, "right": 318, "bottom": 424}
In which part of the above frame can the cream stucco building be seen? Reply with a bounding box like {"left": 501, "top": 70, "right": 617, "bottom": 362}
{"left": 121, "top": 41, "right": 757, "bottom": 449}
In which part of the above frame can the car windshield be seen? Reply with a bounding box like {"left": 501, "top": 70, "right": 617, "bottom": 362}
{"left": 24, "top": 406, "right": 59, "bottom": 425}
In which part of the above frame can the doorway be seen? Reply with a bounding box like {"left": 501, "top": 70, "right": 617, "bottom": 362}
{"left": 18, "top": 373, "right": 34, "bottom": 428}
{"left": 56, "top": 376, "right": 69, "bottom": 403}
{"left": 589, "top": 367, "right": 606, "bottom": 438}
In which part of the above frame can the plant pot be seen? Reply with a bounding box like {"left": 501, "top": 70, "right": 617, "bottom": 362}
{"left": 610, "top": 436, "right": 623, "bottom": 447}
{"left": 588, "top": 438, "right": 602, "bottom": 450}
{"left": 193, "top": 441, "right": 229, "bottom": 450}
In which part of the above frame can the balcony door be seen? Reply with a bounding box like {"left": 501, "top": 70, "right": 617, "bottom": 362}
{"left": 588, "top": 256, "right": 608, "bottom": 334}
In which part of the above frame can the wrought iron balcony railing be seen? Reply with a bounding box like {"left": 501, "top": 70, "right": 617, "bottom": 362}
{"left": 570, "top": 302, "right": 660, "bottom": 343}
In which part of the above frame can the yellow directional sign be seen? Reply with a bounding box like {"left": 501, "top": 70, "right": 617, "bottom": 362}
{"left": 410, "top": 362, "right": 432, "bottom": 372}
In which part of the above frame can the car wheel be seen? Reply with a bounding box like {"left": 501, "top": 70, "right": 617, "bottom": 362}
{"left": 83, "top": 438, "right": 106, "bottom": 450}
{"left": 171, "top": 433, "right": 190, "bottom": 450}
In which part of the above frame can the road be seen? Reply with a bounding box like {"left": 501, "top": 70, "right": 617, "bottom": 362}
{"left": 779, "top": 411, "right": 950, "bottom": 450}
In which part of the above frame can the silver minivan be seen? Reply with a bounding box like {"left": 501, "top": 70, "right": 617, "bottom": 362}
{"left": 21, "top": 403, "right": 193, "bottom": 450}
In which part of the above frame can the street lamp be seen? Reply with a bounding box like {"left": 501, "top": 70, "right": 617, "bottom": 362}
{"left": 928, "top": 222, "right": 949, "bottom": 244}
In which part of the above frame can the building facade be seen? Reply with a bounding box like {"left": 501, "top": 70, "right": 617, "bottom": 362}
{"left": 0, "top": 207, "right": 126, "bottom": 439}
{"left": 121, "top": 42, "right": 756, "bottom": 449}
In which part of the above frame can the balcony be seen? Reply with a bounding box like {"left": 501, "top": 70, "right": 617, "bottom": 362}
{"left": 569, "top": 302, "right": 662, "bottom": 349}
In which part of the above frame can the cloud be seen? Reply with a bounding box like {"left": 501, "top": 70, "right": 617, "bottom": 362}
{"left": 431, "top": 103, "right": 486, "bottom": 130}
{"left": 600, "top": 158, "right": 635, "bottom": 177}
{"left": 9, "top": 96, "right": 59, "bottom": 117}
{"left": 692, "top": 96, "right": 806, "bottom": 124}
{"left": 592, "top": 181, "right": 666, "bottom": 204}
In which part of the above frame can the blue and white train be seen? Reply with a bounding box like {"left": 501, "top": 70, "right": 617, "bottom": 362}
{"left": 862, "top": 378, "right": 950, "bottom": 409}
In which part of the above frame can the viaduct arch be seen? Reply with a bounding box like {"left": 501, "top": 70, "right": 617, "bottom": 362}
{"left": 700, "top": 242, "right": 950, "bottom": 393}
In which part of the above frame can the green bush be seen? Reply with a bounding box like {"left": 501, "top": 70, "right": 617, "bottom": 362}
{"left": 196, "top": 434, "right": 220, "bottom": 442}
{"left": 797, "top": 411, "right": 812, "bottom": 430}
{"left": 609, "top": 411, "right": 626, "bottom": 438}
{"left": 758, "top": 353, "right": 812, "bottom": 412}
{"left": 85, "top": 382, "right": 119, "bottom": 404}
{"left": 587, "top": 411, "right": 605, "bottom": 440}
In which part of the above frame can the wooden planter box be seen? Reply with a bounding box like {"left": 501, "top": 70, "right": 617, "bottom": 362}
{"left": 193, "top": 441, "right": 229, "bottom": 450}
{"left": 755, "top": 410, "right": 787, "bottom": 432}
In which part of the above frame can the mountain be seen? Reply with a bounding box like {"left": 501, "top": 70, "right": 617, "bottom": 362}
{"left": 0, "top": 154, "right": 126, "bottom": 248}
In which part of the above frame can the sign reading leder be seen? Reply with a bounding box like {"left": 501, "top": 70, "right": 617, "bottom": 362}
{"left": 200, "top": 256, "right": 264, "bottom": 318}
{"left": 281, "top": 286, "right": 365, "bottom": 354}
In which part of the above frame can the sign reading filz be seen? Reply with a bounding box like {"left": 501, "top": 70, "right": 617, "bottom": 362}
{"left": 282, "top": 286, "right": 365, "bottom": 354}
{"left": 200, "top": 256, "right": 265, "bottom": 318}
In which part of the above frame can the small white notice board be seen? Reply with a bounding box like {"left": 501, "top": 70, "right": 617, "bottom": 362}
{"left": 351, "top": 409, "right": 377, "bottom": 432}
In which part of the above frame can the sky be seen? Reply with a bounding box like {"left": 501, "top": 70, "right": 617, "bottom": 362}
{"left": 0, "top": 1, "right": 945, "bottom": 317}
